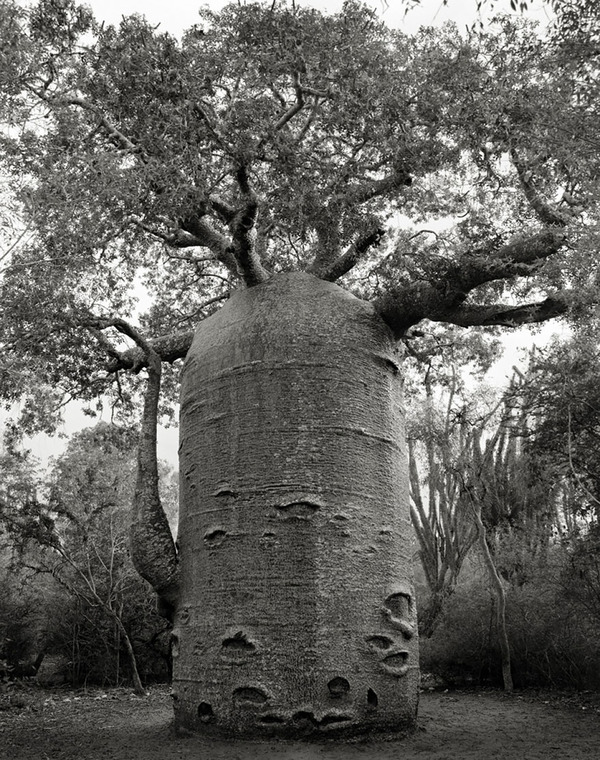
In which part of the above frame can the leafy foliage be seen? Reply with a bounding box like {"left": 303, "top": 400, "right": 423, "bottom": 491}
{"left": 0, "top": 0, "right": 597, "bottom": 429}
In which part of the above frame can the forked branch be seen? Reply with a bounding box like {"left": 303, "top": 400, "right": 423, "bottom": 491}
{"left": 510, "top": 147, "right": 568, "bottom": 227}
{"left": 318, "top": 227, "right": 386, "bottom": 282}
{"left": 374, "top": 229, "right": 566, "bottom": 335}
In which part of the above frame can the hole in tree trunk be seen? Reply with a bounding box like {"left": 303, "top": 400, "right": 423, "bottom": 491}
{"left": 321, "top": 714, "right": 353, "bottom": 726}
{"left": 260, "top": 715, "right": 285, "bottom": 724}
{"left": 327, "top": 676, "right": 350, "bottom": 698}
{"left": 204, "top": 528, "right": 227, "bottom": 546}
{"left": 233, "top": 687, "right": 268, "bottom": 704}
{"left": 367, "top": 688, "right": 378, "bottom": 707}
{"left": 384, "top": 592, "right": 416, "bottom": 639}
{"left": 222, "top": 631, "right": 256, "bottom": 653}
{"left": 366, "top": 635, "right": 394, "bottom": 650}
{"left": 276, "top": 501, "right": 321, "bottom": 518}
{"left": 292, "top": 711, "right": 319, "bottom": 727}
{"left": 382, "top": 652, "right": 409, "bottom": 676}
{"left": 384, "top": 592, "right": 411, "bottom": 618}
{"left": 213, "top": 486, "right": 237, "bottom": 498}
{"left": 197, "top": 702, "right": 214, "bottom": 722}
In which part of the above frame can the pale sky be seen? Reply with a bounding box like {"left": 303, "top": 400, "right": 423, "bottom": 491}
{"left": 84, "top": 0, "right": 553, "bottom": 36}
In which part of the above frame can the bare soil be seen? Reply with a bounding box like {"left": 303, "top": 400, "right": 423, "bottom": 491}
{"left": 1, "top": 683, "right": 599, "bottom": 760}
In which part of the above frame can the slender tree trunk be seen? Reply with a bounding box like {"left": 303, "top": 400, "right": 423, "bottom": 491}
{"left": 174, "top": 272, "right": 419, "bottom": 738}
{"left": 473, "top": 507, "right": 513, "bottom": 692}
{"left": 129, "top": 336, "right": 180, "bottom": 617}
{"left": 115, "top": 611, "right": 120, "bottom": 686}
{"left": 113, "top": 615, "right": 145, "bottom": 696}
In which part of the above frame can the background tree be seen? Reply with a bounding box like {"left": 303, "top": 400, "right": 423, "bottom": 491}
{"left": 407, "top": 370, "right": 480, "bottom": 637}
{"left": 0, "top": 445, "right": 51, "bottom": 679}
{"left": 1, "top": 0, "right": 598, "bottom": 739}
{"left": 514, "top": 336, "right": 600, "bottom": 521}
{"left": 417, "top": 335, "right": 600, "bottom": 691}
{"left": 2, "top": 423, "right": 176, "bottom": 693}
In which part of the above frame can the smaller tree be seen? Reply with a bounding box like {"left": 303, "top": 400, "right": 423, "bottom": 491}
{"left": 407, "top": 370, "right": 480, "bottom": 636}
{"left": 3, "top": 423, "right": 176, "bottom": 693}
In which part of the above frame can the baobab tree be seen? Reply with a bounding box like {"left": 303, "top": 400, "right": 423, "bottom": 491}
{"left": 0, "top": 0, "right": 597, "bottom": 739}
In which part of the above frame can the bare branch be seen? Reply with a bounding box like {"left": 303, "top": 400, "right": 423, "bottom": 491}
{"left": 433, "top": 294, "right": 571, "bottom": 328}
{"left": 230, "top": 165, "right": 270, "bottom": 286}
{"left": 209, "top": 195, "right": 236, "bottom": 224}
{"left": 295, "top": 96, "right": 321, "bottom": 144}
{"left": 133, "top": 216, "right": 238, "bottom": 275}
{"left": 510, "top": 148, "right": 568, "bottom": 227}
{"left": 105, "top": 329, "right": 195, "bottom": 373}
{"left": 456, "top": 229, "right": 566, "bottom": 292}
{"left": 274, "top": 71, "right": 305, "bottom": 131}
{"left": 178, "top": 216, "right": 238, "bottom": 274}
{"left": 374, "top": 229, "right": 566, "bottom": 335}
{"left": 308, "top": 167, "right": 412, "bottom": 276}
{"left": 316, "top": 227, "right": 386, "bottom": 282}
{"left": 37, "top": 92, "right": 146, "bottom": 158}
{"left": 344, "top": 166, "right": 413, "bottom": 206}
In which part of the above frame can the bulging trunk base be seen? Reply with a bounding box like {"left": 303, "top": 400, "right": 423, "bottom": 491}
{"left": 174, "top": 272, "right": 419, "bottom": 738}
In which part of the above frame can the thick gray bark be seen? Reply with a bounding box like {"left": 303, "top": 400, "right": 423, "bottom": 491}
{"left": 173, "top": 272, "right": 418, "bottom": 738}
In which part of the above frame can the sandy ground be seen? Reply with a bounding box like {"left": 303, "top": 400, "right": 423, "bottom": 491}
{"left": 1, "top": 684, "right": 599, "bottom": 760}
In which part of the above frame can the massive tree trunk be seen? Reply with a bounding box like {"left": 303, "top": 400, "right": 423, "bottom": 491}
{"left": 172, "top": 272, "right": 418, "bottom": 738}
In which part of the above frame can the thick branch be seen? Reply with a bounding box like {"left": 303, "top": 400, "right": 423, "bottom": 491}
{"left": 308, "top": 167, "right": 412, "bottom": 276}
{"left": 374, "top": 229, "right": 565, "bottom": 335}
{"left": 344, "top": 166, "right": 413, "bottom": 206}
{"left": 433, "top": 294, "right": 570, "bottom": 328}
{"left": 510, "top": 148, "right": 568, "bottom": 227}
{"left": 274, "top": 71, "right": 305, "bottom": 131}
{"left": 179, "top": 216, "right": 239, "bottom": 274}
{"left": 105, "top": 329, "right": 195, "bottom": 373}
{"left": 317, "top": 227, "right": 386, "bottom": 282}
{"left": 132, "top": 214, "right": 238, "bottom": 276}
{"left": 230, "top": 165, "right": 270, "bottom": 286}
{"left": 209, "top": 195, "right": 236, "bottom": 224}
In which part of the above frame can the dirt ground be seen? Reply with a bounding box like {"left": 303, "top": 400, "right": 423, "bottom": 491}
{"left": 1, "top": 683, "right": 599, "bottom": 760}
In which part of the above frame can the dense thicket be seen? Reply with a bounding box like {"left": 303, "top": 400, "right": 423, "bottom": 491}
{"left": 0, "top": 424, "right": 176, "bottom": 688}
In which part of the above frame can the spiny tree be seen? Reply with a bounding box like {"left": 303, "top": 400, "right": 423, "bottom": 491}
{"left": 1, "top": 0, "right": 598, "bottom": 739}
{"left": 407, "top": 370, "right": 480, "bottom": 638}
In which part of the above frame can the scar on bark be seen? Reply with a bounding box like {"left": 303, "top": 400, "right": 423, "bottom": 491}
{"left": 384, "top": 592, "right": 416, "bottom": 639}
{"left": 233, "top": 687, "right": 269, "bottom": 704}
{"left": 382, "top": 651, "right": 410, "bottom": 677}
{"left": 222, "top": 631, "right": 256, "bottom": 654}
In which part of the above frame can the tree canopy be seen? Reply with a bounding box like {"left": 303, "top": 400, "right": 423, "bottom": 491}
{"left": 0, "top": 0, "right": 598, "bottom": 427}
